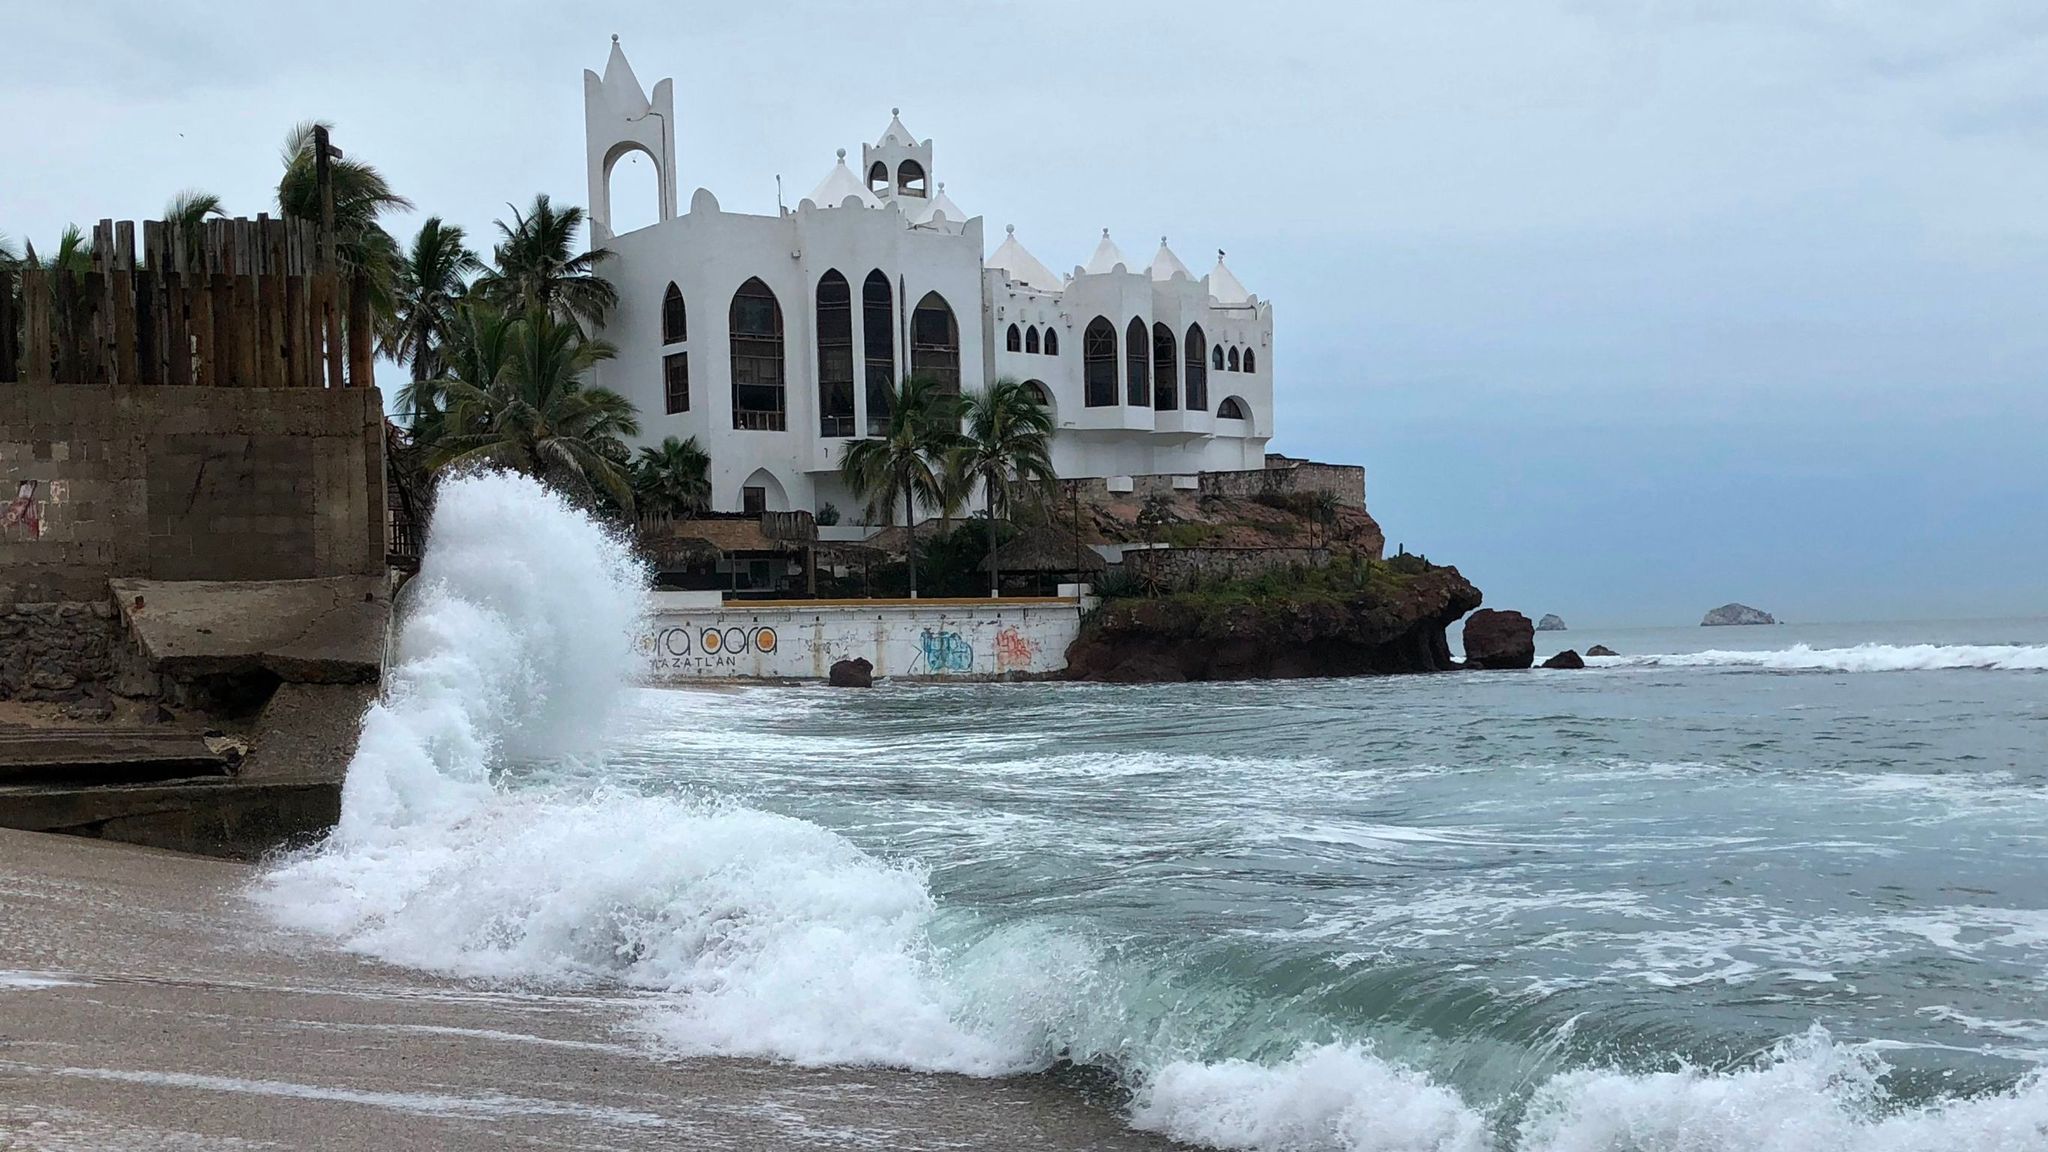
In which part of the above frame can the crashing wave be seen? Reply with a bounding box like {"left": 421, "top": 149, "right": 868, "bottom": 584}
{"left": 1589, "top": 643, "right": 2048, "bottom": 673}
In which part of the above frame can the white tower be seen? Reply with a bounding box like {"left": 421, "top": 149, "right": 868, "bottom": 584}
{"left": 860, "top": 108, "right": 935, "bottom": 204}
{"left": 583, "top": 35, "right": 677, "bottom": 241}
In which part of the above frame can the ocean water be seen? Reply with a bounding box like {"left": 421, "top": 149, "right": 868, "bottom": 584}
{"left": 257, "top": 472, "right": 2048, "bottom": 1151}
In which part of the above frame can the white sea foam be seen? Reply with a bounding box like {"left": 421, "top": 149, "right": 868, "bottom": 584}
{"left": 1590, "top": 643, "right": 2048, "bottom": 672}
{"left": 253, "top": 472, "right": 2048, "bottom": 1152}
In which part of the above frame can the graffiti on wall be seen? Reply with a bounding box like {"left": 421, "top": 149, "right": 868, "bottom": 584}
{"left": 2, "top": 479, "right": 42, "bottom": 540}
{"left": 994, "top": 626, "right": 1038, "bottom": 671}
{"left": 915, "top": 628, "right": 975, "bottom": 674}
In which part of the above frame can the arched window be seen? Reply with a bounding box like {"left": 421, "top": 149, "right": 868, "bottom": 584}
{"left": 1125, "top": 317, "right": 1149, "bottom": 406}
{"left": 1217, "top": 396, "right": 1248, "bottom": 421}
{"left": 1006, "top": 323, "right": 1022, "bottom": 353}
{"left": 867, "top": 161, "right": 889, "bottom": 194}
{"left": 1243, "top": 348, "right": 1256, "bottom": 374}
{"left": 1044, "top": 328, "right": 1059, "bottom": 356}
{"left": 1227, "top": 347, "right": 1241, "bottom": 372}
{"left": 664, "top": 352, "right": 689, "bottom": 414}
{"left": 1083, "top": 317, "right": 1117, "bottom": 407}
{"left": 1021, "top": 379, "right": 1052, "bottom": 408}
{"left": 1213, "top": 345, "right": 1225, "bottom": 371}
{"left": 1151, "top": 322, "right": 1178, "bottom": 411}
{"left": 662, "top": 282, "right": 687, "bottom": 344}
{"left": 1025, "top": 325, "right": 1040, "bottom": 354}
{"left": 897, "top": 159, "right": 928, "bottom": 198}
{"left": 1184, "top": 323, "right": 1209, "bottom": 412}
{"left": 910, "top": 291, "right": 959, "bottom": 393}
{"left": 816, "top": 271, "right": 854, "bottom": 437}
{"left": 729, "top": 277, "right": 785, "bottom": 431}
{"left": 863, "top": 270, "right": 894, "bottom": 434}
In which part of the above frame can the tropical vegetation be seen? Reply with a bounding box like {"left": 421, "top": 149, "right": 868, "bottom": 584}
{"left": 838, "top": 375, "right": 962, "bottom": 597}
{"left": 633, "top": 435, "right": 714, "bottom": 519}
{"left": 954, "top": 377, "right": 1057, "bottom": 594}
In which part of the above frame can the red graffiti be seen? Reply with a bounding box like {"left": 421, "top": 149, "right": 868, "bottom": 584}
{"left": 994, "top": 626, "right": 1037, "bottom": 671}
{"left": 2, "top": 480, "right": 40, "bottom": 540}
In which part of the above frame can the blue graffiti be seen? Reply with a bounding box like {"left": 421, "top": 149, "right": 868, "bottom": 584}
{"left": 916, "top": 628, "right": 975, "bottom": 673}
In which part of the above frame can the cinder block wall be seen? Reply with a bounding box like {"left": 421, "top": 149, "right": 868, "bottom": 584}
{"left": 0, "top": 385, "right": 385, "bottom": 602}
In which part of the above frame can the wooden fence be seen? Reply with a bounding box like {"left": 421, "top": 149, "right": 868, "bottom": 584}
{"left": 0, "top": 214, "right": 371, "bottom": 389}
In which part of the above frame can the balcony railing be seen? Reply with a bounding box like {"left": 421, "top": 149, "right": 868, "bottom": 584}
{"left": 732, "top": 408, "right": 786, "bottom": 432}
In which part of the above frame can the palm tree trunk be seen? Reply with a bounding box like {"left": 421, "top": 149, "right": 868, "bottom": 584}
{"left": 904, "top": 487, "right": 918, "bottom": 599}
{"left": 987, "top": 488, "right": 999, "bottom": 598}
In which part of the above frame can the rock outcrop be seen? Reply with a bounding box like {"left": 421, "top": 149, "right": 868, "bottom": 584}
{"left": 1701, "top": 603, "right": 1776, "bottom": 626}
{"left": 1462, "top": 609, "right": 1535, "bottom": 670}
{"left": 1065, "top": 564, "right": 1482, "bottom": 682}
{"left": 1541, "top": 649, "right": 1586, "bottom": 670}
{"left": 1536, "top": 614, "right": 1567, "bottom": 631}
{"left": 1586, "top": 644, "right": 1619, "bottom": 658}
{"left": 828, "top": 658, "right": 874, "bottom": 688}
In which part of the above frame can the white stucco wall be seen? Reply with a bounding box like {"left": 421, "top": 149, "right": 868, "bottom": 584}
{"left": 641, "top": 599, "right": 1082, "bottom": 681}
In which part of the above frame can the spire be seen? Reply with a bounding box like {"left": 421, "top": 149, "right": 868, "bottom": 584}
{"left": 1083, "top": 228, "right": 1129, "bottom": 276}
{"left": 806, "top": 148, "right": 881, "bottom": 208}
{"left": 877, "top": 106, "right": 915, "bottom": 146}
{"left": 988, "top": 224, "right": 1064, "bottom": 292}
{"left": 600, "top": 34, "right": 652, "bottom": 116}
{"left": 1208, "top": 249, "right": 1251, "bottom": 304}
{"left": 913, "top": 180, "right": 966, "bottom": 227}
{"left": 1149, "top": 235, "right": 1193, "bottom": 282}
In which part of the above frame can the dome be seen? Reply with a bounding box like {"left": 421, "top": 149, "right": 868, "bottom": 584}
{"left": 1208, "top": 250, "right": 1252, "bottom": 305}
{"left": 1082, "top": 229, "right": 1130, "bottom": 276}
{"left": 987, "top": 225, "right": 1063, "bottom": 292}
{"left": 805, "top": 149, "right": 881, "bottom": 209}
{"left": 1149, "top": 236, "right": 1193, "bottom": 282}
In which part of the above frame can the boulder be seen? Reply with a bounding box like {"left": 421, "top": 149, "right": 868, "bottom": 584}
{"left": 1585, "top": 644, "right": 1618, "bottom": 658}
{"left": 1536, "top": 614, "right": 1567, "bottom": 631}
{"left": 827, "top": 658, "right": 873, "bottom": 688}
{"left": 1462, "top": 609, "right": 1535, "bottom": 670}
{"left": 1541, "top": 649, "right": 1586, "bottom": 670}
{"left": 1701, "top": 603, "right": 1776, "bottom": 627}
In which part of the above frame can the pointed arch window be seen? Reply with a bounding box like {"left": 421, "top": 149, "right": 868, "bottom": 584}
{"left": 1125, "top": 317, "right": 1149, "bottom": 406}
{"left": 662, "top": 283, "right": 687, "bottom": 344}
{"left": 1217, "top": 396, "right": 1248, "bottom": 421}
{"left": 1021, "top": 379, "right": 1052, "bottom": 408}
{"left": 1044, "top": 328, "right": 1059, "bottom": 356}
{"left": 1243, "top": 348, "right": 1256, "bottom": 374}
{"left": 816, "top": 270, "right": 855, "bottom": 437}
{"left": 1025, "top": 325, "right": 1040, "bottom": 354}
{"left": 1151, "top": 322, "right": 1178, "bottom": 411}
{"left": 910, "top": 291, "right": 959, "bottom": 393}
{"left": 1083, "top": 317, "right": 1117, "bottom": 407}
{"left": 897, "top": 159, "right": 928, "bottom": 198}
{"left": 730, "top": 277, "right": 785, "bottom": 431}
{"left": 1006, "top": 323, "right": 1022, "bottom": 353}
{"left": 1213, "top": 345, "right": 1225, "bottom": 371}
{"left": 1184, "top": 323, "right": 1208, "bottom": 412}
{"left": 1227, "top": 347, "right": 1241, "bottom": 372}
{"left": 863, "top": 270, "right": 895, "bottom": 434}
{"left": 664, "top": 352, "right": 689, "bottom": 414}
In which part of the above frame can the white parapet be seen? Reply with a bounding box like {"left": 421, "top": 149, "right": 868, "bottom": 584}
{"left": 640, "top": 597, "right": 1083, "bottom": 681}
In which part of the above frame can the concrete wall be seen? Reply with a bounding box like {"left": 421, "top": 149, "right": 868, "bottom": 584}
{"left": 641, "top": 597, "right": 1081, "bottom": 681}
{"left": 1068, "top": 460, "right": 1366, "bottom": 511}
{"left": 0, "top": 385, "right": 385, "bottom": 603}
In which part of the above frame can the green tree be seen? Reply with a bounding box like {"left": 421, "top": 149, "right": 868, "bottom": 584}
{"left": 30, "top": 226, "right": 92, "bottom": 273}
{"left": 431, "top": 308, "right": 639, "bottom": 510}
{"left": 955, "top": 377, "right": 1057, "bottom": 595}
{"left": 382, "top": 217, "right": 482, "bottom": 383}
{"left": 633, "top": 435, "right": 713, "bottom": 519}
{"left": 277, "top": 120, "right": 410, "bottom": 381}
{"left": 161, "top": 190, "right": 225, "bottom": 267}
{"left": 474, "top": 194, "right": 617, "bottom": 332}
{"left": 839, "top": 375, "right": 961, "bottom": 598}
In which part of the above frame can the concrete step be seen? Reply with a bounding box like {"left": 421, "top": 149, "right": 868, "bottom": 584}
{"left": 0, "top": 728, "right": 236, "bottom": 787}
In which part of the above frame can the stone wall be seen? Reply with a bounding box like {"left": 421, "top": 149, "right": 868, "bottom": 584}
{"left": 1121, "top": 547, "right": 1332, "bottom": 590}
{"left": 0, "top": 600, "right": 118, "bottom": 702}
{"left": 0, "top": 385, "right": 385, "bottom": 603}
{"left": 1067, "top": 459, "right": 1367, "bottom": 511}
{"left": 643, "top": 598, "right": 1082, "bottom": 681}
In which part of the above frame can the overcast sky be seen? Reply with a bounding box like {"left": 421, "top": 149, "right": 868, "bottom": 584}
{"left": 5, "top": 1, "right": 2045, "bottom": 626}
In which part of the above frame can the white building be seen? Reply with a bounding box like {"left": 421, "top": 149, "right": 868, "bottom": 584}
{"left": 582, "top": 38, "right": 1275, "bottom": 520}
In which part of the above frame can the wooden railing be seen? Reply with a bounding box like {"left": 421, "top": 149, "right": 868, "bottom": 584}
{"left": 0, "top": 214, "right": 365, "bottom": 388}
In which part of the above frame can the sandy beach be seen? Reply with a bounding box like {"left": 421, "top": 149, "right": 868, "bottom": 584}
{"left": 0, "top": 828, "right": 1175, "bottom": 1151}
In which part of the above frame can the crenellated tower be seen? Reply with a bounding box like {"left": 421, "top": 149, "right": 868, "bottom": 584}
{"left": 860, "top": 109, "right": 935, "bottom": 205}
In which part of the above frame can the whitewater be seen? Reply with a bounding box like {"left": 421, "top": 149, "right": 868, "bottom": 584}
{"left": 256, "top": 472, "right": 2048, "bottom": 1152}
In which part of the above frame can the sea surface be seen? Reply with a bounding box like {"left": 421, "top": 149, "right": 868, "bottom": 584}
{"left": 257, "top": 473, "right": 2048, "bottom": 1151}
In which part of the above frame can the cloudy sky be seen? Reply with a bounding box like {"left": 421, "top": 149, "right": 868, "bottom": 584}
{"left": 5, "top": 1, "right": 2045, "bottom": 625}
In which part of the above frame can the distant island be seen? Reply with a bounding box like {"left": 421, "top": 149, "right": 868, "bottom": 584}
{"left": 1536, "top": 614, "right": 1566, "bottom": 631}
{"left": 1701, "top": 603, "right": 1776, "bottom": 626}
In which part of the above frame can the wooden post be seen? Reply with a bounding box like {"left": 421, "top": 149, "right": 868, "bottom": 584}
{"left": 111, "top": 220, "right": 138, "bottom": 387}
{"left": 192, "top": 220, "right": 218, "bottom": 386}
{"left": 315, "top": 125, "right": 345, "bottom": 391}
{"left": 254, "top": 214, "right": 279, "bottom": 389}
{"left": 234, "top": 218, "right": 258, "bottom": 387}
{"left": 283, "top": 219, "right": 307, "bottom": 386}
{"left": 22, "top": 265, "right": 52, "bottom": 386}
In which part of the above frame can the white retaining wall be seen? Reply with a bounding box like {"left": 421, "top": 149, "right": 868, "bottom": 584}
{"left": 641, "top": 598, "right": 1082, "bottom": 681}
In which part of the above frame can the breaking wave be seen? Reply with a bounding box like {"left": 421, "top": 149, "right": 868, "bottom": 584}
{"left": 1590, "top": 643, "right": 2048, "bottom": 672}
{"left": 255, "top": 472, "right": 2048, "bottom": 1151}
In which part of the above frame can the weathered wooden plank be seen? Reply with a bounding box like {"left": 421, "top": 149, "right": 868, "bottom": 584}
{"left": 323, "top": 271, "right": 344, "bottom": 391}
{"left": 283, "top": 222, "right": 308, "bottom": 386}
{"left": 0, "top": 267, "right": 17, "bottom": 383}
{"left": 111, "top": 220, "right": 138, "bottom": 387}
{"left": 234, "top": 219, "right": 258, "bottom": 388}
{"left": 22, "top": 266, "right": 52, "bottom": 386}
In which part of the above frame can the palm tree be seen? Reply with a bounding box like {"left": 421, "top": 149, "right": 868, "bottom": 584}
{"left": 277, "top": 120, "right": 411, "bottom": 380}
{"left": 839, "top": 375, "right": 960, "bottom": 598}
{"left": 431, "top": 308, "right": 639, "bottom": 509}
{"left": 0, "top": 232, "right": 19, "bottom": 269}
{"left": 956, "top": 377, "right": 1057, "bottom": 596}
{"left": 633, "top": 435, "right": 713, "bottom": 519}
{"left": 33, "top": 226, "right": 92, "bottom": 273}
{"left": 398, "top": 299, "right": 513, "bottom": 451}
{"left": 162, "top": 190, "right": 225, "bottom": 267}
{"left": 382, "top": 217, "right": 481, "bottom": 383}
{"left": 474, "top": 194, "right": 617, "bottom": 332}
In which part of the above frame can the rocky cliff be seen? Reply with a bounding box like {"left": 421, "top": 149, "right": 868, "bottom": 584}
{"left": 1702, "top": 603, "right": 1776, "bottom": 626}
{"left": 1065, "top": 561, "right": 1482, "bottom": 682}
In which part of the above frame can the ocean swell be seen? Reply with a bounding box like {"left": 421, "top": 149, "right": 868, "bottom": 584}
{"left": 1590, "top": 642, "right": 2048, "bottom": 672}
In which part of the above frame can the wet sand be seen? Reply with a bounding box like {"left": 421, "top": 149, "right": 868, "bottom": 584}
{"left": 0, "top": 829, "right": 1176, "bottom": 1150}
